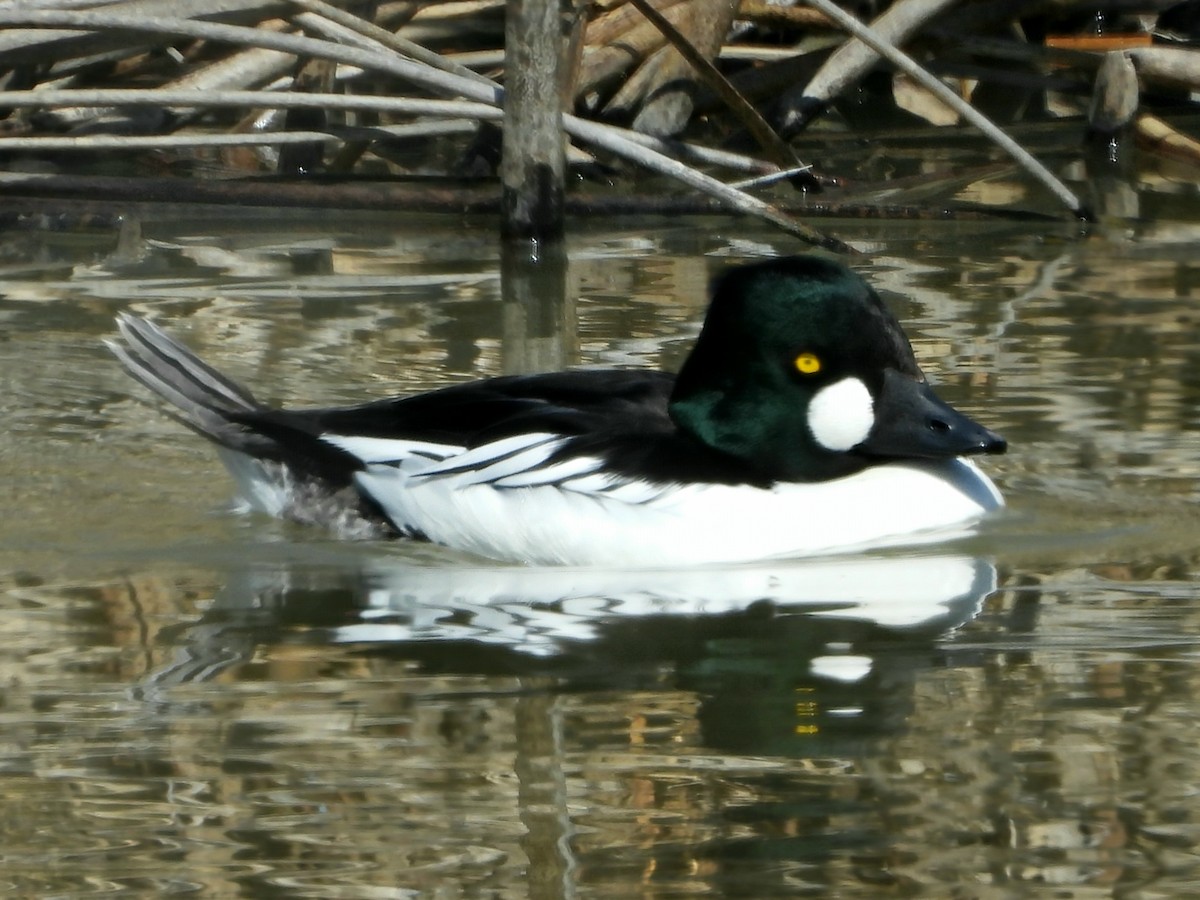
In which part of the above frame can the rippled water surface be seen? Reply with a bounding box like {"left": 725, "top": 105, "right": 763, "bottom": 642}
{"left": 5, "top": 190, "right": 1200, "bottom": 897}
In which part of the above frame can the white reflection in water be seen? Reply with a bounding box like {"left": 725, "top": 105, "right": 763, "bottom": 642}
{"left": 142, "top": 552, "right": 996, "bottom": 688}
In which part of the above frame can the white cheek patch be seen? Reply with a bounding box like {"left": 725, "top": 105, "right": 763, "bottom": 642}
{"left": 807, "top": 377, "right": 875, "bottom": 451}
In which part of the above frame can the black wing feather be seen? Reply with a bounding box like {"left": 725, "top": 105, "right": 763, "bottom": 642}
{"left": 301, "top": 369, "right": 678, "bottom": 447}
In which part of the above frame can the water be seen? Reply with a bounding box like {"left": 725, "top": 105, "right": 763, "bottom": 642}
{"left": 3, "top": 191, "right": 1200, "bottom": 897}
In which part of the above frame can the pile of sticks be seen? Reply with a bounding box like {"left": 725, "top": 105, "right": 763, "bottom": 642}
{"left": 0, "top": 1, "right": 1196, "bottom": 246}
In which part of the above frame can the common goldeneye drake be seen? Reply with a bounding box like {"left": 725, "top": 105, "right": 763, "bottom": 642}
{"left": 109, "top": 255, "right": 1006, "bottom": 566}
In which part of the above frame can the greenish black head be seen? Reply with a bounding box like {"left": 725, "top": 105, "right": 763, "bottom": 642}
{"left": 668, "top": 255, "right": 1006, "bottom": 482}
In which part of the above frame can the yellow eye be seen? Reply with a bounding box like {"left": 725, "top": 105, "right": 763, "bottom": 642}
{"left": 794, "top": 352, "right": 822, "bottom": 375}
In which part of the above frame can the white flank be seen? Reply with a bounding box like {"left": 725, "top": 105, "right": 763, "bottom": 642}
{"left": 807, "top": 377, "right": 875, "bottom": 451}
{"left": 223, "top": 427, "right": 1005, "bottom": 567}
{"left": 350, "top": 440, "right": 1004, "bottom": 566}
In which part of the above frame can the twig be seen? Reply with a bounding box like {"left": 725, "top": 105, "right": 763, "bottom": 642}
{"left": 0, "top": 122, "right": 480, "bottom": 150}
{"left": 731, "top": 165, "right": 816, "bottom": 190}
{"left": 287, "top": 0, "right": 494, "bottom": 86}
{"left": 736, "top": 1, "right": 833, "bottom": 29}
{"left": 1135, "top": 113, "right": 1200, "bottom": 166}
{"left": 1128, "top": 46, "right": 1200, "bottom": 93}
{"left": 0, "top": 88, "right": 504, "bottom": 123}
{"left": 584, "top": 0, "right": 689, "bottom": 48}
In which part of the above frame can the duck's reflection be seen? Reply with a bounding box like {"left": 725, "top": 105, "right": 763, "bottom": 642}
{"left": 146, "top": 551, "right": 997, "bottom": 752}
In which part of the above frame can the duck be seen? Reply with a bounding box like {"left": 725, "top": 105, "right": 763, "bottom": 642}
{"left": 108, "top": 255, "right": 1006, "bottom": 567}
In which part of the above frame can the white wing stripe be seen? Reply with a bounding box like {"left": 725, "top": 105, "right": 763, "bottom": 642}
{"left": 492, "top": 455, "right": 604, "bottom": 488}
{"left": 408, "top": 432, "right": 562, "bottom": 480}
{"left": 449, "top": 441, "right": 570, "bottom": 487}
{"left": 560, "top": 472, "right": 616, "bottom": 494}
{"left": 599, "top": 480, "right": 668, "bottom": 504}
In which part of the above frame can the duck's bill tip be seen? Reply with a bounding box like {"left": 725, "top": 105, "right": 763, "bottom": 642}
{"left": 961, "top": 430, "right": 1007, "bottom": 456}
{"left": 982, "top": 432, "right": 1007, "bottom": 455}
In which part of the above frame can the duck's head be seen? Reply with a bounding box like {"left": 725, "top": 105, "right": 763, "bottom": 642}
{"left": 669, "top": 256, "right": 1006, "bottom": 482}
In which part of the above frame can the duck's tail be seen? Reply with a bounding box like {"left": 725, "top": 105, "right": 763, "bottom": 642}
{"left": 108, "top": 314, "right": 386, "bottom": 531}
{"left": 106, "top": 313, "right": 274, "bottom": 454}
